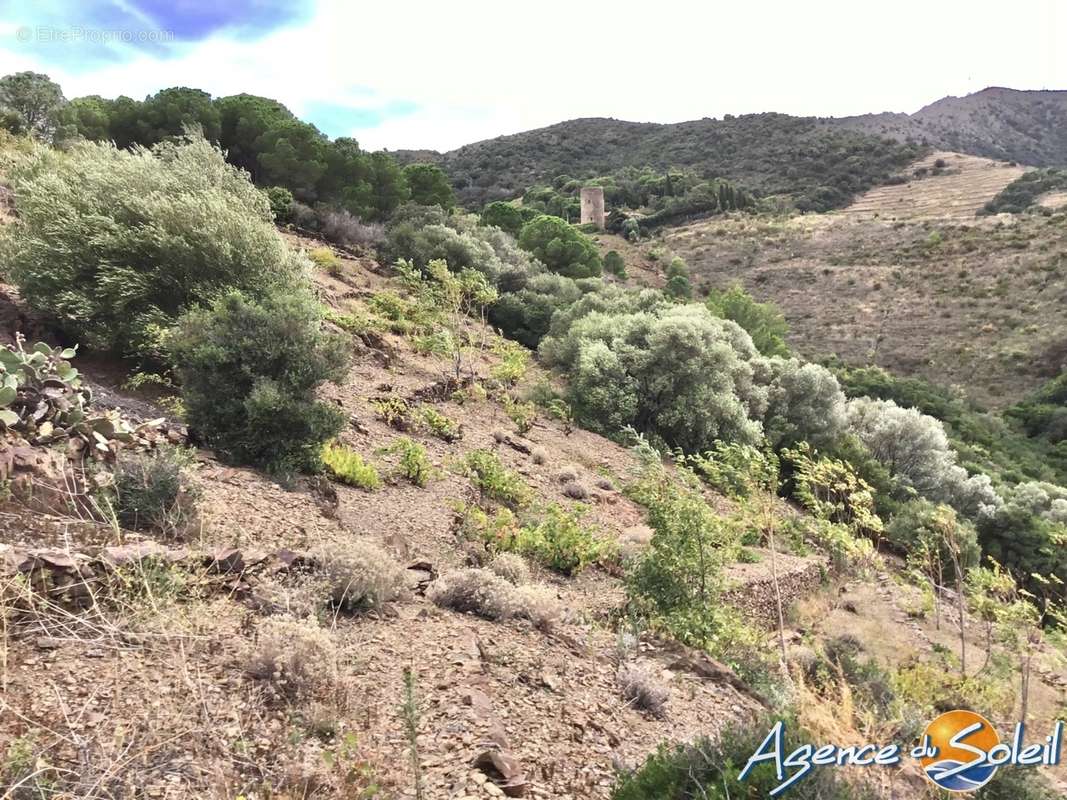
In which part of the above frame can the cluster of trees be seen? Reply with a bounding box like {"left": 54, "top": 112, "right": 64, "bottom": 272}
{"left": 1, "top": 135, "right": 350, "bottom": 473}
{"left": 0, "top": 71, "right": 455, "bottom": 223}
{"left": 981, "top": 167, "right": 1067, "bottom": 215}
{"left": 518, "top": 168, "right": 754, "bottom": 234}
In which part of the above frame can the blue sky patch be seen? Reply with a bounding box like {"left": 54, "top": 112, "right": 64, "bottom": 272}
{"left": 2, "top": 0, "right": 313, "bottom": 69}
{"left": 305, "top": 98, "right": 419, "bottom": 139}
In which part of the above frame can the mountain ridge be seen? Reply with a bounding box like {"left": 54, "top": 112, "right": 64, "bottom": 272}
{"left": 397, "top": 87, "right": 1067, "bottom": 208}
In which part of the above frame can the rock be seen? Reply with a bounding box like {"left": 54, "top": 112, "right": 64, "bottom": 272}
{"left": 473, "top": 749, "right": 527, "bottom": 797}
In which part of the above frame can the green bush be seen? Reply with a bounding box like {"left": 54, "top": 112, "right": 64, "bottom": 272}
{"left": 687, "top": 441, "right": 779, "bottom": 498}
{"left": 322, "top": 443, "right": 382, "bottom": 490}
{"left": 420, "top": 405, "right": 461, "bottom": 442}
{"left": 381, "top": 436, "right": 434, "bottom": 487}
{"left": 625, "top": 465, "right": 741, "bottom": 650}
{"left": 2, "top": 136, "right": 305, "bottom": 361}
{"left": 460, "top": 450, "right": 531, "bottom": 509}
{"left": 170, "top": 289, "right": 348, "bottom": 474}
{"left": 613, "top": 716, "right": 860, "bottom": 800}
{"left": 481, "top": 201, "right": 525, "bottom": 235}
{"left": 603, "top": 250, "right": 627, "bottom": 278}
{"left": 706, "top": 283, "right": 790, "bottom": 357}
{"left": 265, "top": 185, "right": 294, "bottom": 221}
{"left": 307, "top": 246, "right": 342, "bottom": 275}
{"left": 401, "top": 162, "right": 454, "bottom": 208}
{"left": 517, "top": 214, "right": 602, "bottom": 278}
{"left": 513, "top": 503, "right": 608, "bottom": 575}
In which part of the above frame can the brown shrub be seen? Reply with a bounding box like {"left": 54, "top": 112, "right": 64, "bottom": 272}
{"left": 314, "top": 540, "right": 406, "bottom": 613}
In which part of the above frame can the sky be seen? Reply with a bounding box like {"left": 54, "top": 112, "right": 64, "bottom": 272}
{"left": 0, "top": 0, "right": 1064, "bottom": 152}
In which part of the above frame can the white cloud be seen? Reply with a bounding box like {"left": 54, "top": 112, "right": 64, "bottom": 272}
{"left": 0, "top": 0, "right": 1065, "bottom": 151}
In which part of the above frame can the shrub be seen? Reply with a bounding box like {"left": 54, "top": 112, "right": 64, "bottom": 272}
{"left": 110, "top": 448, "right": 199, "bottom": 536}
{"left": 663, "top": 257, "right": 692, "bottom": 300}
{"left": 517, "top": 214, "right": 602, "bottom": 278}
{"left": 319, "top": 208, "right": 385, "bottom": 249}
{"left": 490, "top": 339, "right": 530, "bottom": 385}
{"left": 686, "top": 441, "right": 779, "bottom": 498}
{"left": 514, "top": 503, "right": 607, "bottom": 575}
{"left": 372, "top": 396, "right": 411, "bottom": 429}
{"left": 170, "top": 289, "right": 349, "bottom": 474}
{"left": 783, "top": 443, "right": 883, "bottom": 541}
{"left": 512, "top": 583, "right": 562, "bottom": 631}
{"left": 315, "top": 540, "right": 407, "bottom": 613}
{"left": 265, "top": 185, "right": 294, "bottom": 221}
{"left": 886, "top": 498, "right": 981, "bottom": 576}
{"left": 381, "top": 436, "right": 434, "bottom": 487}
{"left": 460, "top": 450, "right": 531, "bottom": 509}
{"left": 845, "top": 397, "right": 1000, "bottom": 517}
{"left": 402, "top": 163, "right": 454, "bottom": 208}
{"left": 705, "top": 283, "right": 790, "bottom": 357}
{"left": 557, "top": 465, "right": 579, "bottom": 483}
{"left": 625, "top": 464, "right": 755, "bottom": 659}
{"left": 561, "top": 480, "right": 590, "bottom": 499}
{"left": 481, "top": 201, "right": 525, "bottom": 235}
{"left": 427, "top": 568, "right": 514, "bottom": 620}
{"left": 541, "top": 304, "right": 765, "bottom": 453}
{"left": 489, "top": 272, "right": 584, "bottom": 349}
{"left": 487, "top": 552, "right": 531, "bottom": 585}
{"left": 245, "top": 615, "right": 337, "bottom": 702}
{"left": 603, "top": 250, "right": 627, "bottom": 278}
{"left": 502, "top": 395, "right": 536, "bottom": 434}
{"left": 322, "top": 443, "right": 381, "bottom": 490}
{"left": 420, "top": 405, "right": 461, "bottom": 442}
{"left": 308, "top": 246, "right": 343, "bottom": 275}
{"left": 3, "top": 136, "right": 305, "bottom": 360}
{"left": 617, "top": 662, "right": 669, "bottom": 718}
{"left": 760, "top": 358, "right": 847, "bottom": 449}
{"left": 531, "top": 447, "right": 547, "bottom": 465}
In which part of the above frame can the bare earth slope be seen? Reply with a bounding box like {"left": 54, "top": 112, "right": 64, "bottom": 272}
{"left": 842, "top": 151, "right": 1028, "bottom": 222}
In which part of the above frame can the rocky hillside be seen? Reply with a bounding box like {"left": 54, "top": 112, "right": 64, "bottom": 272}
{"left": 0, "top": 239, "right": 826, "bottom": 799}
{"left": 832, "top": 87, "right": 1067, "bottom": 168}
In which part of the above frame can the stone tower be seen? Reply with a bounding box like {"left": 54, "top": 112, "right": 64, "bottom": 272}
{"left": 580, "top": 186, "right": 605, "bottom": 230}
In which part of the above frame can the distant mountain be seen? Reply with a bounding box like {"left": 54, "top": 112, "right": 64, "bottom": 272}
{"left": 399, "top": 88, "right": 1067, "bottom": 210}
{"left": 830, "top": 87, "right": 1067, "bottom": 167}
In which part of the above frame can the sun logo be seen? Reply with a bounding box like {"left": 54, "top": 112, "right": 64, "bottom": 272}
{"left": 919, "top": 710, "right": 1000, "bottom": 792}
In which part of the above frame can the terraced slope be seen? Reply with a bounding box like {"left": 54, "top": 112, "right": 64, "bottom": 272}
{"left": 842, "top": 151, "right": 1029, "bottom": 222}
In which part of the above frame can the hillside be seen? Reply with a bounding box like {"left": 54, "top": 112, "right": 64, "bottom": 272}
{"left": 659, "top": 153, "right": 1067, "bottom": 408}
{"left": 403, "top": 87, "right": 1067, "bottom": 212}
{"left": 0, "top": 249, "right": 785, "bottom": 798}
{"left": 4, "top": 105, "right": 1067, "bottom": 800}
{"left": 832, "top": 87, "right": 1067, "bottom": 167}
{"left": 398, "top": 115, "right": 925, "bottom": 210}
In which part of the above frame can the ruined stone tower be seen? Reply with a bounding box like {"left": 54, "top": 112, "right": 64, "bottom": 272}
{"left": 580, "top": 186, "right": 605, "bottom": 230}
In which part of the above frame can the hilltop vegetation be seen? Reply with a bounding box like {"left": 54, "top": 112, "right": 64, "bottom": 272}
{"left": 400, "top": 114, "right": 926, "bottom": 211}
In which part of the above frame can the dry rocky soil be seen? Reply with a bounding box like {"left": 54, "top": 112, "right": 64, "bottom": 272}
{"left": 2, "top": 223, "right": 1066, "bottom": 798}
{"left": 0, "top": 238, "right": 818, "bottom": 800}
